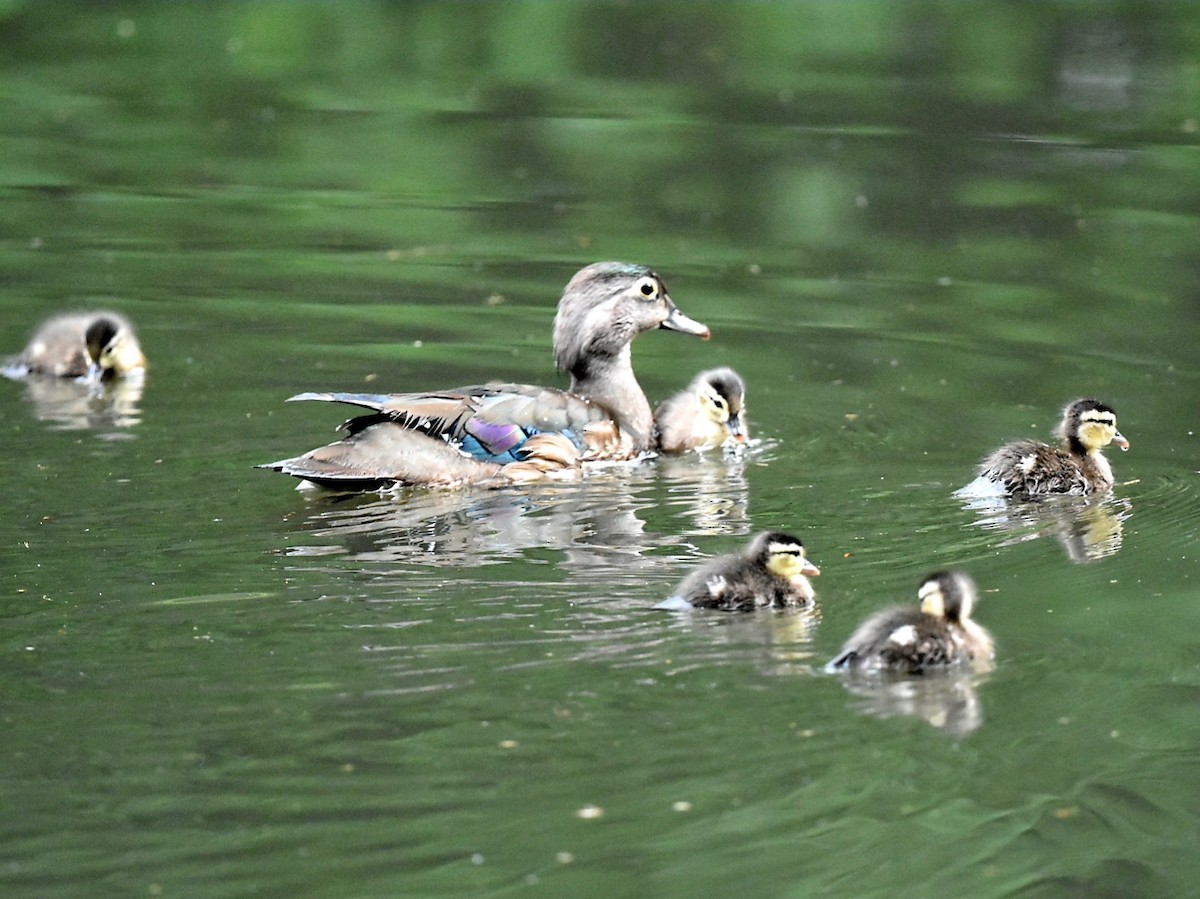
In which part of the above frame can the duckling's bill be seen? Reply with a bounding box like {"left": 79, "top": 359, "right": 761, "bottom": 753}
{"left": 728, "top": 414, "right": 747, "bottom": 443}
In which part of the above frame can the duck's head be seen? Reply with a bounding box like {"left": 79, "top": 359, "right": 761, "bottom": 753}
{"left": 553, "top": 263, "right": 710, "bottom": 381}
{"left": 1057, "top": 398, "right": 1128, "bottom": 454}
{"left": 692, "top": 367, "right": 748, "bottom": 443}
{"left": 752, "top": 531, "right": 821, "bottom": 580}
{"left": 918, "top": 570, "right": 978, "bottom": 623}
{"left": 84, "top": 316, "right": 146, "bottom": 382}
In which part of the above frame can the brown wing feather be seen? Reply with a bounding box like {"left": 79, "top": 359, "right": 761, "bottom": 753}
{"left": 978, "top": 439, "right": 1090, "bottom": 495}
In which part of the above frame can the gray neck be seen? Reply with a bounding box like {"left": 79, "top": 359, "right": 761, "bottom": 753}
{"left": 569, "top": 344, "right": 653, "bottom": 451}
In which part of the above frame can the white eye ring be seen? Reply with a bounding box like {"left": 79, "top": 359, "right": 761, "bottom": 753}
{"left": 636, "top": 277, "right": 658, "bottom": 298}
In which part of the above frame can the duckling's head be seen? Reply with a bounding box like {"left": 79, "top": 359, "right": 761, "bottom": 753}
{"left": 553, "top": 263, "right": 710, "bottom": 382}
{"left": 918, "top": 570, "right": 978, "bottom": 623}
{"left": 85, "top": 316, "right": 146, "bottom": 381}
{"left": 692, "top": 367, "right": 748, "bottom": 443}
{"left": 1057, "top": 398, "right": 1128, "bottom": 454}
{"left": 750, "top": 531, "right": 821, "bottom": 580}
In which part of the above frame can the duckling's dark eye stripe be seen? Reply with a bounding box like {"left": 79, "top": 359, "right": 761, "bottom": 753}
{"left": 1080, "top": 411, "right": 1115, "bottom": 425}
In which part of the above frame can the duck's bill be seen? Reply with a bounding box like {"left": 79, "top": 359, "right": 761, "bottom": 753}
{"left": 660, "top": 304, "right": 711, "bottom": 340}
{"left": 801, "top": 560, "right": 821, "bottom": 577}
{"left": 728, "top": 415, "right": 748, "bottom": 443}
{"left": 82, "top": 361, "right": 104, "bottom": 386}
{"left": 1113, "top": 430, "right": 1130, "bottom": 451}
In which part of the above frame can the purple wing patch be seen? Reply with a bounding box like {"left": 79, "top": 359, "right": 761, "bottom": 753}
{"left": 465, "top": 418, "right": 527, "bottom": 457}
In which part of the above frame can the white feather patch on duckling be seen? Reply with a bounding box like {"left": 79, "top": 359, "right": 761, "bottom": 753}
{"left": 705, "top": 575, "right": 728, "bottom": 599}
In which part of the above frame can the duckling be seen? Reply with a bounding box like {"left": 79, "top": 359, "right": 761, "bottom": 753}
{"left": 259, "top": 262, "right": 711, "bottom": 490}
{"left": 7, "top": 311, "right": 146, "bottom": 382}
{"left": 657, "top": 531, "right": 820, "bottom": 612}
{"left": 970, "top": 398, "right": 1129, "bottom": 497}
{"left": 826, "top": 570, "right": 994, "bottom": 674}
{"left": 654, "top": 367, "right": 748, "bottom": 453}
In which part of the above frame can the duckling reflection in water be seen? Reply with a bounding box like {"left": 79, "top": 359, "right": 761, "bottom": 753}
{"left": 836, "top": 669, "right": 987, "bottom": 738}
{"left": 656, "top": 531, "right": 820, "bottom": 612}
{"left": 961, "top": 491, "right": 1129, "bottom": 563}
{"left": 6, "top": 311, "right": 147, "bottom": 383}
{"left": 826, "top": 570, "right": 993, "bottom": 674}
{"left": 960, "top": 398, "right": 1129, "bottom": 498}
{"left": 654, "top": 367, "right": 747, "bottom": 453}
{"left": 654, "top": 449, "right": 750, "bottom": 534}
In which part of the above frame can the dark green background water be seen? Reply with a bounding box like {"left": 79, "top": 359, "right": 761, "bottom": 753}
{"left": 2, "top": 3, "right": 1198, "bottom": 897}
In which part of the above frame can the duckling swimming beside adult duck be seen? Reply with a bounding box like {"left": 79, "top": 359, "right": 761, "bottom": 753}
{"left": 656, "top": 531, "right": 820, "bottom": 612}
{"left": 826, "top": 570, "right": 994, "bottom": 674}
{"left": 260, "top": 262, "right": 711, "bottom": 491}
{"left": 654, "top": 367, "right": 747, "bottom": 453}
{"left": 6, "top": 311, "right": 146, "bottom": 383}
{"left": 964, "top": 398, "right": 1129, "bottom": 498}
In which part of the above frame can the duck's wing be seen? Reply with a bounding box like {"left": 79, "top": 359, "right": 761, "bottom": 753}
{"left": 258, "top": 415, "right": 579, "bottom": 491}
{"left": 827, "top": 607, "right": 925, "bottom": 672}
{"left": 258, "top": 421, "right": 505, "bottom": 491}
{"left": 978, "top": 440, "right": 1089, "bottom": 495}
{"left": 288, "top": 384, "right": 616, "bottom": 464}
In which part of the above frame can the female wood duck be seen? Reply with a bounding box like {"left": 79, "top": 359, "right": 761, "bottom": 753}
{"left": 260, "top": 262, "right": 711, "bottom": 490}
{"left": 7, "top": 311, "right": 146, "bottom": 382}
{"left": 826, "top": 570, "right": 994, "bottom": 674}
{"left": 968, "top": 398, "right": 1129, "bottom": 497}
{"left": 654, "top": 367, "right": 747, "bottom": 453}
{"left": 656, "top": 531, "right": 820, "bottom": 611}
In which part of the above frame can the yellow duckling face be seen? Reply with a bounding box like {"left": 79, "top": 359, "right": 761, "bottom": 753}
{"left": 764, "top": 536, "right": 821, "bottom": 581}
{"left": 699, "top": 384, "right": 731, "bottom": 425}
{"left": 1062, "top": 399, "right": 1128, "bottom": 453}
{"left": 99, "top": 332, "right": 147, "bottom": 374}
{"left": 918, "top": 578, "right": 948, "bottom": 619}
{"left": 1077, "top": 408, "right": 1128, "bottom": 453}
{"left": 696, "top": 368, "right": 747, "bottom": 444}
{"left": 85, "top": 319, "right": 146, "bottom": 381}
{"left": 918, "top": 570, "right": 977, "bottom": 622}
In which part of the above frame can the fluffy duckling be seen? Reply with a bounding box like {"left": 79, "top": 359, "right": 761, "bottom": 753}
{"left": 260, "top": 262, "right": 711, "bottom": 490}
{"left": 654, "top": 367, "right": 747, "bottom": 453}
{"left": 657, "top": 531, "right": 820, "bottom": 612}
{"left": 8, "top": 311, "right": 146, "bottom": 382}
{"left": 826, "top": 570, "right": 994, "bottom": 674}
{"left": 969, "top": 398, "right": 1129, "bottom": 497}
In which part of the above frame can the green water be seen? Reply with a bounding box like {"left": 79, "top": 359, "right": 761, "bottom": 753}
{"left": 2, "top": 3, "right": 1198, "bottom": 897}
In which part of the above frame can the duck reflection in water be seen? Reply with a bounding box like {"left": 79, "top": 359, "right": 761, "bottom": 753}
{"left": 655, "top": 446, "right": 751, "bottom": 533}
{"left": 283, "top": 457, "right": 747, "bottom": 580}
{"left": 10, "top": 373, "right": 145, "bottom": 432}
{"left": 834, "top": 670, "right": 987, "bottom": 738}
{"left": 658, "top": 605, "right": 824, "bottom": 677}
{"left": 958, "top": 492, "right": 1130, "bottom": 563}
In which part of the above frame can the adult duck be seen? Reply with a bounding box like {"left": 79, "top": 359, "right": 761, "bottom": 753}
{"left": 260, "top": 262, "right": 711, "bottom": 490}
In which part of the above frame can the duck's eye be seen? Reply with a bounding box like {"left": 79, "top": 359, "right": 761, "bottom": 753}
{"left": 636, "top": 277, "right": 658, "bottom": 298}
